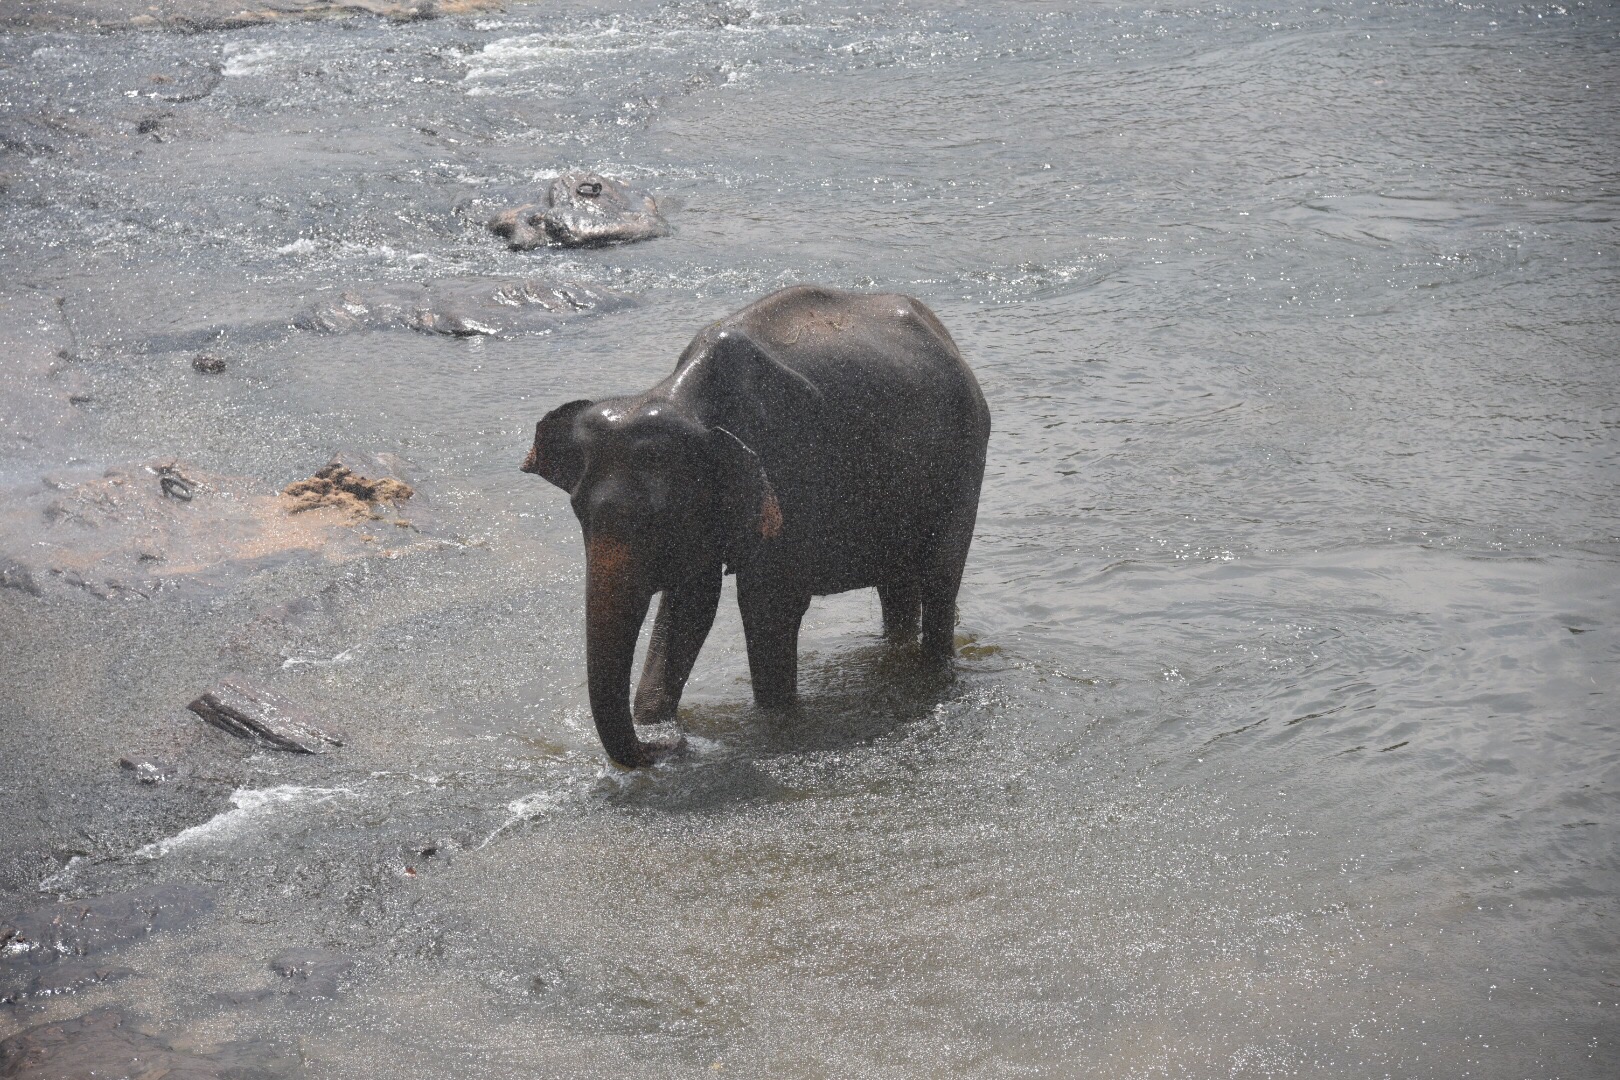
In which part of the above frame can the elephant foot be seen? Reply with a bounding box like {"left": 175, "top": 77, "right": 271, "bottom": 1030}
{"left": 608, "top": 734, "right": 688, "bottom": 770}
{"left": 631, "top": 698, "right": 677, "bottom": 725}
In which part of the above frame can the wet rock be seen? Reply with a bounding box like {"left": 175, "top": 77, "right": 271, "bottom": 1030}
{"left": 490, "top": 170, "right": 670, "bottom": 249}
{"left": 187, "top": 678, "right": 343, "bottom": 754}
{"left": 0, "top": 883, "right": 215, "bottom": 965}
{"left": 281, "top": 460, "right": 412, "bottom": 519}
{"left": 192, "top": 352, "right": 227, "bottom": 374}
{"left": 0, "top": 1007, "right": 290, "bottom": 1080}
{"left": 119, "top": 755, "right": 177, "bottom": 785}
{"left": 294, "top": 276, "right": 632, "bottom": 338}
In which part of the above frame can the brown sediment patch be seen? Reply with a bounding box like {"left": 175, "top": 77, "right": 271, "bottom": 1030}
{"left": 0, "top": 457, "right": 431, "bottom": 599}
{"left": 281, "top": 462, "right": 413, "bottom": 518}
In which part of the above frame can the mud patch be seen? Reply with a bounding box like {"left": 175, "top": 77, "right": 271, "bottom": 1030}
{"left": 281, "top": 462, "right": 413, "bottom": 519}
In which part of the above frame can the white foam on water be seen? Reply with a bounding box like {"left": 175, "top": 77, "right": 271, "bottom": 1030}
{"left": 477, "top": 786, "right": 572, "bottom": 849}
{"left": 222, "top": 44, "right": 282, "bottom": 78}
{"left": 281, "top": 647, "right": 357, "bottom": 669}
{"left": 136, "top": 786, "right": 356, "bottom": 859}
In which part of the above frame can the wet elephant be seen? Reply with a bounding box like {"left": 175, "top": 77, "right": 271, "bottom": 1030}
{"left": 522, "top": 285, "right": 990, "bottom": 767}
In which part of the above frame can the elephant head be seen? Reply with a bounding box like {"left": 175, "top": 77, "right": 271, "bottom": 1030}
{"left": 521, "top": 390, "right": 783, "bottom": 767}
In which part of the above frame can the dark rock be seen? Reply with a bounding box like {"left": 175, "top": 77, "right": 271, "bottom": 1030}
{"left": 158, "top": 464, "right": 197, "bottom": 501}
{"left": 489, "top": 170, "right": 670, "bottom": 249}
{"left": 0, "top": 1007, "right": 291, "bottom": 1080}
{"left": 0, "top": 883, "right": 215, "bottom": 964}
{"left": 186, "top": 678, "right": 342, "bottom": 754}
{"left": 118, "top": 755, "right": 177, "bottom": 785}
{"left": 294, "top": 276, "right": 632, "bottom": 338}
{"left": 192, "top": 352, "right": 227, "bottom": 374}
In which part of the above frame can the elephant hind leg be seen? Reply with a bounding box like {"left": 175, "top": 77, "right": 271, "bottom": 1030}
{"left": 878, "top": 581, "right": 920, "bottom": 642}
{"left": 920, "top": 570, "right": 962, "bottom": 661}
{"left": 919, "top": 498, "right": 979, "bottom": 661}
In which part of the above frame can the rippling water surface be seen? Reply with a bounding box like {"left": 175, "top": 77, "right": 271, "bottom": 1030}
{"left": 1, "top": 1, "right": 1616, "bottom": 1076}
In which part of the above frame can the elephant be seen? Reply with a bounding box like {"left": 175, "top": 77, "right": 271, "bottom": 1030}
{"left": 522, "top": 285, "right": 990, "bottom": 767}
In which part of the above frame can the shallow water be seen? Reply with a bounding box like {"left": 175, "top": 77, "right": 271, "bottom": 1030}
{"left": 1, "top": 0, "right": 1617, "bottom": 1076}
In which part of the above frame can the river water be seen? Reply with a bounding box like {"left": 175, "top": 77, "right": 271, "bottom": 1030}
{"left": 1, "top": 0, "right": 1616, "bottom": 1076}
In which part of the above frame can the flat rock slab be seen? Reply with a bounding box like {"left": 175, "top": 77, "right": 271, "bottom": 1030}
{"left": 188, "top": 679, "right": 342, "bottom": 753}
{"left": 491, "top": 170, "right": 671, "bottom": 250}
{"left": 294, "top": 276, "right": 633, "bottom": 337}
{"left": 0, "top": 883, "right": 216, "bottom": 962}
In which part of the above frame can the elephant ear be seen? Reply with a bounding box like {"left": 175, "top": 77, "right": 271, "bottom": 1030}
{"left": 522, "top": 398, "right": 595, "bottom": 492}
{"left": 706, "top": 330, "right": 823, "bottom": 425}
{"left": 711, "top": 426, "right": 783, "bottom": 548}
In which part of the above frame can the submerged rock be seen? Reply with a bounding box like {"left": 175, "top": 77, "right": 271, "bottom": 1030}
{"left": 22, "top": 962, "right": 136, "bottom": 1000}
{"left": 294, "top": 276, "right": 632, "bottom": 337}
{"left": 490, "top": 170, "right": 671, "bottom": 249}
{"left": 0, "top": 1008, "right": 290, "bottom": 1080}
{"left": 187, "top": 679, "right": 343, "bottom": 754}
{"left": 269, "top": 947, "right": 354, "bottom": 999}
{"left": 118, "top": 755, "right": 178, "bottom": 785}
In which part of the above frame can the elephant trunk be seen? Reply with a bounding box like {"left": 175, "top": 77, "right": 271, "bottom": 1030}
{"left": 584, "top": 534, "right": 656, "bottom": 767}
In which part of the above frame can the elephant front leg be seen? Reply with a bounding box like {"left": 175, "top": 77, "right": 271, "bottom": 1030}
{"left": 738, "top": 578, "right": 810, "bottom": 709}
{"left": 633, "top": 566, "right": 722, "bottom": 725}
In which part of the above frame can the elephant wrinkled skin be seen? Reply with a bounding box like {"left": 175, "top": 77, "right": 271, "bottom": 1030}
{"left": 522, "top": 285, "right": 990, "bottom": 768}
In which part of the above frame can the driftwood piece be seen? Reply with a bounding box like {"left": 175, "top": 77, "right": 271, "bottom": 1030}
{"left": 187, "top": 679, "right": 342, "bottom": 753}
